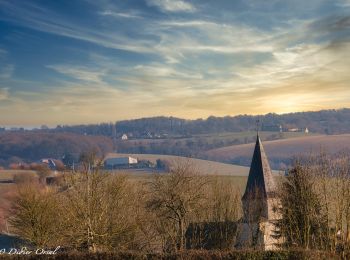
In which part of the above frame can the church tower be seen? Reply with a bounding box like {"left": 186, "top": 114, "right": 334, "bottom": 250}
{"left": 236, "top": 132, "right": 282, "bottom": 250}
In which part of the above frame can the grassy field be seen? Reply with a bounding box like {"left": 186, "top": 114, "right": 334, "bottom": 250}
{"left": 193, "top": 130, "right": 315, "bottom": 140}
{"left": 0, "top": 170, "right": 36, "bottom": 182}
{"left": 206, "top": 134, "right": 350, "bottom": 164}
{"left": 112, "top": 171, "right": 249, "bottom": 192}
{"left": 106, "top": 153, "right": 250, "bottom": 176}
{"left": 124, "top": 131, "right": 315, "bottom": 146}
{"left": 113, "top": 173, "right": 281, "bottom": 196}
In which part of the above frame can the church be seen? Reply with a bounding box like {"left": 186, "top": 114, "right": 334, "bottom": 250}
{"left": 236, "top": 132, "right": 283, "bottom": 250}
{"left": 186, "top": 131, "right": 283, "bottom": 250}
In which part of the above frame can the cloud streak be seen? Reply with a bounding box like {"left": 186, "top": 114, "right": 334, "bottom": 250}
{"left": 146, "top": 0, "right": 196, "bottom": 12}
{"left": 47, "top": 65, "right": 107, "bottom": 84}
{"left": 0, "top": 88, "right": 9, "bottom": 100}
{"left": 0, "top": 1, "right": 155, "bottom": 54}
{"left": 99, "top": 10, "right": 143, "bottom": 19}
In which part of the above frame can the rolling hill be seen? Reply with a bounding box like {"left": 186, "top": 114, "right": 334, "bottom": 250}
{"left": 205, "top": 134, "right": 350, "bottom": 168}
{"left": 0, "top": 132, "right": 113, "bottom": 167}
{"left": 106, "top": 153, "right": 250, "bottom": 176}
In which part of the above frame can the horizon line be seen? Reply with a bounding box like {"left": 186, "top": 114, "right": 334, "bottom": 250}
{"left": 1, "top": 107, "right": 348, "bottom": 129}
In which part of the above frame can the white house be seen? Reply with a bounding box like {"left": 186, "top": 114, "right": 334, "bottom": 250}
{"left": 104, "top": 156, "right": 138, "bottom": 168}
{"left": 121, "top": 134, "right": 128, "bottom": 140}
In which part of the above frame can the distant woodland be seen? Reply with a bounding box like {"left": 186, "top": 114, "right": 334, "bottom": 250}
{"left": 51, "top": 108, "right": 350, "bottom": 137}
{"left": 0, "top": 132, "right": 112, "bottom": 167}
{"left": 1, "top": 108, "right": 350, "bottom": 167}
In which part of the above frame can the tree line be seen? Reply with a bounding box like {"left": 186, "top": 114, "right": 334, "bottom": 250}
{"left": 50, "top": 108, "right": 350, "bottom": 137}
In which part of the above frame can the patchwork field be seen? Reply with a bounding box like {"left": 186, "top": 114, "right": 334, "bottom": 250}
{"left": 205, "top": 134, "right": 350, "bottom": 165}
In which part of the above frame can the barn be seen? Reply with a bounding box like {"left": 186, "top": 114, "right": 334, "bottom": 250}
{"left": 104, "top": 156, "right": 138, "bottom": 169}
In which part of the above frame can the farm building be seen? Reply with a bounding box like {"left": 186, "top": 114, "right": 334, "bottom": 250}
{"left": 287, "top": 127, "right": 309, "bottom": 133}
{"left": 104, "top": 156, "right": 138, "bottom": 169}
{"left": 39, "top": 158, "right": 56, "bottom": 170}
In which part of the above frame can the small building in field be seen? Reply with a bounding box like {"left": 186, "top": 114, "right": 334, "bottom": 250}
{"left": 39, "top": 158, "right": 56, "bottom": 170}
{"left": 104, "top": 156, "right": 138, "bottom": 169}
{"left": 287, "top": 128, "right": 300, "bottom": 132}
{"left": 121, "top": 134, "right": 128, "bottom": 140}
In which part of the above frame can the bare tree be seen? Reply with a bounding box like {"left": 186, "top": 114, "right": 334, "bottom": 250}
{"left": 9, "top": 184, "right": 61, "bottom": 247}
{"left": 206, "top": 177, "right": 242, "bottom": 223}
{"left": 277, "top": 157, "right": 328, "bottom": 249}
{"left": 186, "top": 177, "right": 242, "bottom": 250}
{"left": 312, "top": 151, "right": 350, "bottom": 254}
{"left": 58, "top": 167, "right": 138, "bottom": 252}
{"left": 146, "top": 162, "right": 209, "bottom": 252}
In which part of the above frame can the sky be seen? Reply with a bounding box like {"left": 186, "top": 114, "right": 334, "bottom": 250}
{"left": 0, "top": 0, "right": 349, "bottom": 126}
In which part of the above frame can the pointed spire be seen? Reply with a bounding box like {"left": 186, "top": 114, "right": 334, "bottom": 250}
{"left": 243, "top": 134, "right": 276, "bottom": 200}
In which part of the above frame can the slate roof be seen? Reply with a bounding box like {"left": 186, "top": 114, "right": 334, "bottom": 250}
{"left": 242, "top": 134, "right": 277, "bottom": 200}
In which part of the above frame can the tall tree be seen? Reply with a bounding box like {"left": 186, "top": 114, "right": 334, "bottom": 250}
{"left": 277, "top": 160, "right": 328, "bottom": 249}
{"left": 146, "top": 162, "right": 208, "bottom": 252}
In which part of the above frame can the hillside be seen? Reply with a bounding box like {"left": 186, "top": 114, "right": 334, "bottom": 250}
{"left": 116, "top": 131, "right": 314, "bottom": 157}
{"left": 106, "top": 153, "right": 250, "bottom": 176}
{"left": 205, "top": 134, "right": 350, "bottom": 169}
{"left": 0, "top": 132, "right": 113, "bottom": 167}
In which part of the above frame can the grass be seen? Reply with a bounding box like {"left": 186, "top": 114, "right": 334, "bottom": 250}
{"left": 0, "top": 170, "right": 36, "bottom": 181}
{"left": 194, "top": 130, "right": 315, "bottom": 140}
{"left": 206, "top": 133, "right": 350, "bottom": 163}
{"left": 106, "top": 153, "right": 250, "bottom": 176}
{"left": 125, "top": 131, "right": 317, "bottom": 145}
{"left": 116, "top": 173, "right": 283, "bottom": 196}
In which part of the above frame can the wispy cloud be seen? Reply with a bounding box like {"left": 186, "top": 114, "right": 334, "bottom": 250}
{"left": 46, "top": 64, "right": 107, "bottom": 83}
{"left": 337, "top": 0, "right": 350, "bottom": 7}
{"left": 0, "top": 88, "right": 9, "bottom": 100}
{"left": 0, "top": 48, "right": 14, "bottom": 79}
{"left": 146, "top": 0, "right": 196, "bottom": 13}
{"left": 0, "top": 1, "right": 155, "bottom": 54}
{"left": 99, "top": 10, "right": 142, "bottom": 19}
{"left": 0, "top": 64, "right": 14, "bottom": 79}
{"left": 134, "top": 64, "right": 203, "bottom": 79}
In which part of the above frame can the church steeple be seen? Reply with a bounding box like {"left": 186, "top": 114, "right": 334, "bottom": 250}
{"left": 243, "top": 133, "right": 276, "bottom": 201}
{"left": 237, "top": 126, "right": 282, "bottom": 250}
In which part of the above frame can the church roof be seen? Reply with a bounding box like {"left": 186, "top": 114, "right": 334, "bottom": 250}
{"left": 242, "top": 134, "right": 276, "bottom": 200}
